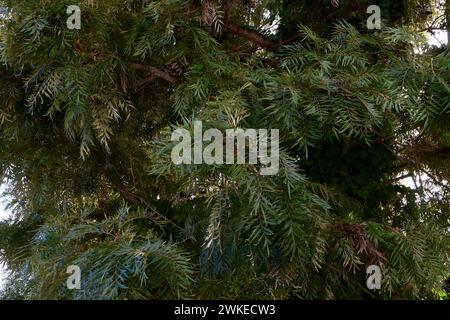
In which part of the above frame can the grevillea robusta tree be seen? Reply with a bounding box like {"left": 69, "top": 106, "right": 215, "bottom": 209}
{"left": 0, "top": 0, "right": 449, "bottom": 299}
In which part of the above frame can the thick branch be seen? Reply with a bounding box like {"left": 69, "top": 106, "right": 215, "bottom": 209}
{"left": 226, "top": 23, "right": 276, "bottom": 50}
{"left": 130, "top": 63, "right": 177, "bottom": 84}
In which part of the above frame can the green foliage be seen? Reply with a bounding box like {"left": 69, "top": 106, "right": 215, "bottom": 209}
{"left": 0, "top": 0, "right": 448, "bottom": 300}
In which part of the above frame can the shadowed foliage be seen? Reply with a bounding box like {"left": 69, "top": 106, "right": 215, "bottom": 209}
{"left": 0, "top": 0, "right": 448, "bottom": 300}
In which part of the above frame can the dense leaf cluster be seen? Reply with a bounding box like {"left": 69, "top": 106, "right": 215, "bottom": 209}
{"left": 0, "top": 0, "right": 448, "bottom": 299}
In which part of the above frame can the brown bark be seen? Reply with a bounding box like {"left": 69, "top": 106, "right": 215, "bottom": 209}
{"left": 226, "top": 23, "right": 276, "bottom": 50}
{"left": 130, "top": 63, "right": 178, "bottom": 84}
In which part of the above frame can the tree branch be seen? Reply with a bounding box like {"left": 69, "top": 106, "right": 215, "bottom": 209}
{"left": 130, "top": 63, "right": 178, "bottom": 84}
{"left": 226, "top": 23, "right": 276, "bottom": 50}
{"left": 385, "top": 173, "right": 413, "bottom": 184}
